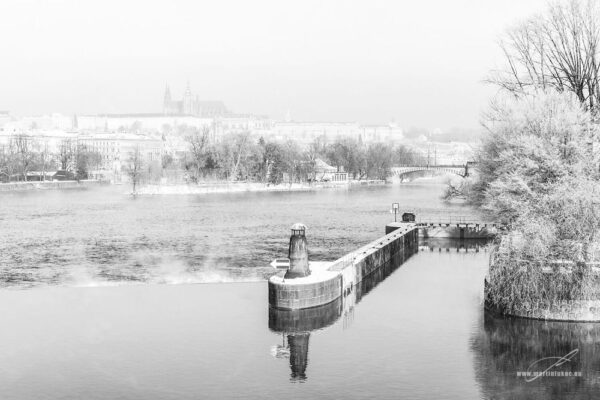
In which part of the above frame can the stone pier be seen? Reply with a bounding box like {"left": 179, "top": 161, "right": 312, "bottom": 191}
{"left": 268, "top": 223, "right": 418, "bottom": 310}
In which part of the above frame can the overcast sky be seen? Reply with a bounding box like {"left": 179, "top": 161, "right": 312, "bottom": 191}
{"left": 0, "top": 0, "right": 548, "bottom": 129}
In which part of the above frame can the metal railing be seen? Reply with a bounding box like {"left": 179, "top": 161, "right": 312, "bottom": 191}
{"left": 414, "top": 214, "right": 502, "bottom": 226}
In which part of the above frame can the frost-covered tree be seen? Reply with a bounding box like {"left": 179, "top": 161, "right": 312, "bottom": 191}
{"left": 479, "top": 92, "right": 600, "bottom": 311}
{"left": 489, "top": 0, "right": 600, "bottom": 113}
{"left": 473, "top": 91, "right": 598, "bottom": 222}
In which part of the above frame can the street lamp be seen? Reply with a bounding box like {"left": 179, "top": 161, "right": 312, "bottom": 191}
{"left": 392, "top": 202, "right": 399, "bottom": 222}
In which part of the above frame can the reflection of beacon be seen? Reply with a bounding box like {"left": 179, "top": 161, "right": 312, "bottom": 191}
{"left": 269, "top": 297, "right": 343, "bottom": 382}
{"left": 285, "top": 223, "right": 310, "bottom": 279}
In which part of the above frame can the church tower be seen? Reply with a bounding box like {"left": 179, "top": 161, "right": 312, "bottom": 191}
{"left": 163, "top": 84, "right": 172, "bottom": 115}
{"left": 183, "top": 81, "right": 193, "bottom": 115}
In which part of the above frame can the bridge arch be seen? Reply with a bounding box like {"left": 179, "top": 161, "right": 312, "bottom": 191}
{"left": 391, "top": 163, "right": 473, "bottom": 180}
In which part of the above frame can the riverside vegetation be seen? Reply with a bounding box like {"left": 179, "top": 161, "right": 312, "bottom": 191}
{"left": 479, "top": 92, "right": 600, "bottom": 314}
{"left": 1, "top": 129, "right": 427, "bottom": 187}
{"left": 452, "top": 0, "right": 600, "bottom": 315}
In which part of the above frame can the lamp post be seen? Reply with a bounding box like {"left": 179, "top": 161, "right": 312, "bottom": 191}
{"left": 392, "top": 202, "right": 399, "bottom": 222}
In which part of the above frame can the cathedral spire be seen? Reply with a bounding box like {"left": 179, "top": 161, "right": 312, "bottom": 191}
{"left": 183, "top": 81, "right": 193, "bottom": 115}
{"left": 164, "top": 84, "right": 172, "bottom": 102}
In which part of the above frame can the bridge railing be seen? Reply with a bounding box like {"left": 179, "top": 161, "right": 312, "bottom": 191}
{"left": 393, "top": 164, "right": 469, "bottom": 169}
{"left": 414, "top": 214, "right": 499, "bottom": 226}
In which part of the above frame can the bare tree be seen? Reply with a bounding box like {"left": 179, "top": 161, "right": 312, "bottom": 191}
{"left": 12, "top": 135, "right": 34, "bottom": 181}
{"left": 282, "top": 139, "right": 300, "bottom": 186}
{"left": 59, "top": 139, "right": 74, "bottom": 171}
{"left": 76, "top": 145, "right": 102, "bottom": 180}
{"left": 35, "top": 141, "right": 51, "bottom": 181}
{"left": 488, "top": 0, "right": 600, "bottom": 113}
{"left": 366, "top": 143, "right": 393, "bottom": 180}
{"left": 126, "top": 146, "right": 144, "bottom": 194}
{"left": 0, "top": 143, "right": 16, "bottom": 182}
{"left": 304, "top": 136, "right": 327, "bottom": 182}
{"left": 220, "top": 131, "right": 252, "bottom": 182}
{"left": 185, "top": 126, "right": 211, "bottom": 181}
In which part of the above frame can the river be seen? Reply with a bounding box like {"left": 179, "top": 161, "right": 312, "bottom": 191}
{"left": 0, "top": 180, "right": 597, "bottom": 399}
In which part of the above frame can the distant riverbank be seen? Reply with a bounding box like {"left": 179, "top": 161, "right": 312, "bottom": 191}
{"left": 0, "top": 180, "right": 104, "bottom": 192}
{"left": 0, "top": 179, "right": 387, "bottom": 195}
{"left": 134, "top": 180, "right": 386, "bottom": 195}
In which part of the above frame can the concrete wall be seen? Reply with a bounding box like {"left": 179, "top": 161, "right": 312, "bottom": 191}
{"left": 485, "top": 298, "right": 600, "bottom": 322}
{"left": 268, "top": 297, "right": 343, "bottom": 333}
{"left": 485, "top": 237, "right": 600, "bottom": 322}
{"left": 334, "top": 225, "right": 418, "bottom": 297}
{"left": 268, "top": 274, "right": 342, "bottom": 310}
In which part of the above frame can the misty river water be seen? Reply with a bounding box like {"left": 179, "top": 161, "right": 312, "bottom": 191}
{"left": 0, "top": 180, "right": 598, "bottom": 399}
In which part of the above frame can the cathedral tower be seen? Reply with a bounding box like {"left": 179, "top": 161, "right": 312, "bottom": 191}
{"left": 183, "top": 81, "right": 193, "bottom": 115}
{"left": 163, "top": 84, "right": 173, "bottom": 114}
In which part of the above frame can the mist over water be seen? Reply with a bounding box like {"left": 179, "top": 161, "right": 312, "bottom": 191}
{"left": 0, "top": 179, "right": 472, "bottom": 288}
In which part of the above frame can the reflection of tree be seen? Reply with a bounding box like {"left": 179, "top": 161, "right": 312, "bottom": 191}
{"left": 419, "top": 238, "right": 490, "bottom": 253}
{"left": 470, "top": 311, "right": 600, "bottom": 399}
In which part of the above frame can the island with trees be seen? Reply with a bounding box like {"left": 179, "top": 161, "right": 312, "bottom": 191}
{"left": 458, "top": 0, "right": 600, "bottom": 321}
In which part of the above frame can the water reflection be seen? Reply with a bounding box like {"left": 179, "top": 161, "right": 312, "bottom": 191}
{"left": 471, "top": 311, "right": 600, "bottom": 399}
{"left": 268, "top": 241, "right": 419, "bottom": 382}
{"left": 419, "top": 237, "right": 490, "bottom": 253}
{"left": 269, "top": 298, "right": 343, "bottom": 381}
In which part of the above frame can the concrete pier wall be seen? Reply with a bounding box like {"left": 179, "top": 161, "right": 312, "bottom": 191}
{"left": 268, "top": 223, "right": 418, "bottom": 310}
{"left": 268, "top": 273, "right": 342, "bottom": 310}
{"left": 331, "top": 224, "right": 418, "bottom": 298}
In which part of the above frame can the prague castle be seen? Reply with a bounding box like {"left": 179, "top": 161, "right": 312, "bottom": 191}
{"left": 163, "top": 82, "right": 229, "bottom": 118}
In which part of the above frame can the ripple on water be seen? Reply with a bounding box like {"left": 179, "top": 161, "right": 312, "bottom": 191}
{"left": 0, "top": 182, "right": 476, "bottom": 288}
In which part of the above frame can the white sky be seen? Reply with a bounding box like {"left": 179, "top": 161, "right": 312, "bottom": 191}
{"left": 0, "top": 0, "right": 548, "bottom": 129}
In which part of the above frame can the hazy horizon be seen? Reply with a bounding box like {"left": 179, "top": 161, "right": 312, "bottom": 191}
{"left": 0, "top": 0, "right": 548, "bottom": 129}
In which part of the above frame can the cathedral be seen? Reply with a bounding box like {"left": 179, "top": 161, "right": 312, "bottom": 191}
{"left": 163, "top": 82, "right": 229, "bottom": 118}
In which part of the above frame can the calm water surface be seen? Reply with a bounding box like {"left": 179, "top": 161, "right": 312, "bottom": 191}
{"left": 0, "top": 181, "right": 597, "bottom": 399}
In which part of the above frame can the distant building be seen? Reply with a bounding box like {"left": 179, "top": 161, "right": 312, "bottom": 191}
{"left": 314, "top": 159, "right": 348, "bottom": 182}
{"left": 77, "top": 133, "right": 163, "bottom": 171}
{"left": 215, "top": 114, "right": 273, "bottom": 135}
{"left": 360, "top": 123, "right": 404, "bottom": 143}
{"left": 266, "top": 121, "right": 403, "bottom": 144}
{"left": 163, "top": 82, "right": 229, "bottom": 118}
{"left": 0, "top": 111, "right": 10, "bottom": 129}
{"left": 0, "top": 113, "right": 75, "bottom": 133}
{"left": 77, "top": 114, "right": 212, "bottom": 133}
{"left": 75, "top": 83, "right": 232, "bottom": 134}
{"left": 270, "top": 121, "right": 361, "bottom": 144}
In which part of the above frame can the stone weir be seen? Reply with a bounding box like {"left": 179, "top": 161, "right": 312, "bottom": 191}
{"left": 268, "top": 223, "right": 418, "bottom": 310}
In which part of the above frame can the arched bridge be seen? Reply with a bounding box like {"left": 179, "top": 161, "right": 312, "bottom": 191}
{"left": 391, "top": 162, "right": 475, "bottom": 179}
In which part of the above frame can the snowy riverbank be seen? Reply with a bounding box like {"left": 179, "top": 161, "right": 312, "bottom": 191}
{"left": 0, "top": 180, "right": 104, "bottom": 192}
{"left": 134, "top": 182, "right": 348, "bottom": 195}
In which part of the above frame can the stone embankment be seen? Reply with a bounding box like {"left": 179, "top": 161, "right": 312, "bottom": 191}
{"left": 485, "top": 297, "right": 600, "bottom": 322}
{"left": 485, "top": 236, "right": 600, "bottom": 322}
